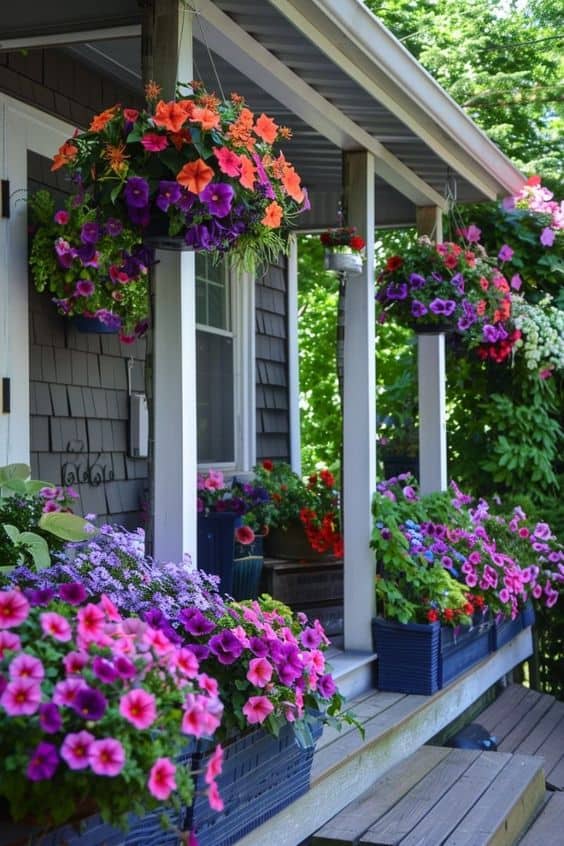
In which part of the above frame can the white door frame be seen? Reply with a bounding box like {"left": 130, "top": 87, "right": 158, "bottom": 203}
{"left": 0, "top": 95, "right": 74, "bottom": 467}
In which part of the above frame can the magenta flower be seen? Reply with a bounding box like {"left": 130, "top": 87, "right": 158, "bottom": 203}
{"left": 39, "top": 702, "right": 62, "bottom": 734}
{"left": 9, "top": 653, "right": 44, "bottom": 683}
{"left": 27, "top": 742, "right": 59, "bottom": 781}
{"left": 1, "top": 678, "right": 41, "bottom": 716}
{"left": 242, "top": 695, "right": 274, "bottom": 725}
{"left": 498, "top": 244, "right": 514, "bottom": 262}
{"left": 540, "top": 227, "right": 555, "bottom": 247}
{"left": 114, "top": 655, "right": 136, "bottom": 680}
{"left": 175, "top": 648, "right": 199, "bottom": 679}
{"left": 92, "top": 656, "right": 118, "bottom": 684}
{"left": 53, "top": 677, "right": 87, "bottom": 707}
{"left": 0, "top": 630, "right": 21, "bottom": 659}
{"left": 42, "top": 500, "right": 61, "bottom": 513}
{"left": 0, "top": 590, "right": 30, "bottom": 629}
{"left": 317, "top": 673, "right": 337, "bottom": 698}
{"left": 510, "top": 274, "right": 522, "bottom": 291}
{"left": 300, "top": 627, "right": 322, "bottom": 650}
{"left": 199, "top": 182, "right": 234, "bottom": 218}
{"left": 119, "top": 688, "right": 157, "bottom": 730}
{"left": 54, "top": 210, "right": 70, "bottom": 225}
{"left": 73, "top": 687, "right": 108, "bottom": 721}
{"left": 197, "top": 673, "right": 219, "bottom": 697}
{"left": 63, "top": 651, "right": 88, "bottom": 675}
{"left": 207, "top": 781, "right": 224, "bottom": 812}
{"left": 88, "top": 738, "right": 125, "bottom": 777}
{"left": 75, "top": 279, "right": 95, "bottom": 298}
{"left": 204, "top": 744, "right": 224, "bottom": 785}
{"left": 61, "top": 730, "right": 95, "bottom": 770}
{"left": 180, "top": 608, "right": 216, "bottom": 636}
{"left": 77, "top": 603, "right": 105, "bottom": 642}
{"left": 465, "top": 224, "right": 481, "bottom": 243}
{"left": 148, "top": 757, "right": 177, "bottom": 800}
{"left": 246, "top": 657, "right": 273, "bottom": 688}
{"left": 40, "top": 611, "right": 72, "bottom": 642}
{"left": 140, "top": 132, "right": 169, "bottom": 152}
{"left": 208, "top": 629, "right": 244, "bottom": 665}
{"left": 235, "top": 525, "right": 255, "bottom": 545}
{"left": 59, "top": 583, "right": 87, "bottom": 606}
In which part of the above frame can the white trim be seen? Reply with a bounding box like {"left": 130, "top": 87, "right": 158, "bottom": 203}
{"left": 274, "top": 0, "right": 524, "bottom": 198}
{"left": 0, "top": 25, "right": 141, "bottom": 52}
{"left": 231, "top": 267, "right": 256, "bottom": 474}
{"left": 287, "top": 235, "right": 301, "bottom": 475}
{"left": 0, "top": 95, "right": 74, "bottom": 467}
{"left": 418, "top": 335, "right": 448, "bottom": 494}
{"left": 195, "top": 0, "right": 446, "bottom": 208}
{"left": 342, "top": 151, "right": 377, "bottom": 652}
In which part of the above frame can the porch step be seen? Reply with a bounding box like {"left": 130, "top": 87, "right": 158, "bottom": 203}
{"left": 311, "top": 746, "right": 545, "bottom": 846}
{"left": 476, "top": 683, "right": 564, "bottom": 790}
{"left": 328, "top": 650, "right": 377, "bottom": 700}
{"left": 517, "top": 791, "right": 564, "bottom": 845}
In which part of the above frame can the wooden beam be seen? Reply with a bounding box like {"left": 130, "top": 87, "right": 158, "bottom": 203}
{"left": 342, "top": 150, "right": 377, "bottom": 652}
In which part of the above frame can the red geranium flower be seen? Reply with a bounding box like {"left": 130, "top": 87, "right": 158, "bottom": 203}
{"left": 385, "top": 256, "right": 403, "bottom": 272}
{"left": 262, "top": 460, "right": 274, "bottom": 472}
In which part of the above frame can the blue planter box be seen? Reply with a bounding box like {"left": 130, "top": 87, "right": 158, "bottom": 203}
{"left": 185, "top": 722, "right": 322, "bottom": 846}
{"left": 372, "top": 616, "right": 493, "bottom": 696}
{"left": 197, "top": 512, "right": 241, "bottom": 595}
{"left": 492, "top": 600, "right": 535, "bottom": 651}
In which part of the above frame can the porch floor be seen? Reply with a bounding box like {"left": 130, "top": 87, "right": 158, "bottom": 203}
{"left": 477, "top": 683, "right": 564, "bottom": 790}
{"left": 234, "top": 627, "right": 533, "bottom": 846}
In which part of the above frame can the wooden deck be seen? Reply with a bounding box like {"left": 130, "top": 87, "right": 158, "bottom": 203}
{"left": 518, "top": 792, "right": 564, "bottom": 845}
{"left": 311, "top": 745, "right": 545, "bottom": 846}
{"left": 477, "top": 683, "right": 564, "bottom": 791}
{"left": 235, "top": 628, "right": 533, "bottom": 845}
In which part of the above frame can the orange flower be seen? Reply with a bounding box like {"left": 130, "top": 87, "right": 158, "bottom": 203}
{"left": 169, "top": 128, "right": 192, "bottom": 151}
{"left": 51, "top": 141, "right": 78, "bottom": 172}
{"left": 239, "top": 156, "right": 256, "bottom": 190}
{"left": 144, "top": 80, "right": 162, "bottom": 101}
{"left": 254, "top": 113, "right": 278, "bottom": 144}
{"left": 199, "top": 93, "right": 221, "bottom": 110}
{"left": 278, "top": 126, "right": 293, "bottom": 140}
{"left": 153, "top": 100, "right": 189, "bottom": 133}
{"left": 176, "top": 158, "right": 214, "bottom": 194}
{"left": 261, "top": 201, "right": 283, "bottom": 229}
{"left": 230, "top": 92, "right": 245, "bottom": 104}
{"left": 190, "top": 107, "right": 220, "bottom": 132}
{"left": 104, "top": 143, "right": 129, "bottom": 174}
{"left": 190, "top": 80, "right": 204, "bottom": 91}
{"left": 227, "top": 108, "right": 255, "bottom": 150}
{"left": 176, "top": 99, "right": 195, "bottom": 120}
{"left": 89, "top": 106, "right": 118, "bottom": 133}
{"left": 282, "top": 166, "right": 304, "bottom": 203}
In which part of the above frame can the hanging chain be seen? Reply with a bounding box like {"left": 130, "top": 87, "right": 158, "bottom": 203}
{"left": 181, "top": 2, "right": 227, "bottom": 101}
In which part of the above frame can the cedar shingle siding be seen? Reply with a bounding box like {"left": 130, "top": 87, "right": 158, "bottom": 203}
{"left": 255, "top": 259, "right": 290, "bottom": 462}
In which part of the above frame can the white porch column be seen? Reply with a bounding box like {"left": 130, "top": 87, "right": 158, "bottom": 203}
{"left": 343, "top": 151, "right": 376, "bottom": 652}
{"left": 144, "top": 1, "right": 197, "bottom": 562}
{"left": 416, "top": 206, "right": 447, "bottom": 494}
{"left": 287, "top": 234, "right": 301, "bottom": 475}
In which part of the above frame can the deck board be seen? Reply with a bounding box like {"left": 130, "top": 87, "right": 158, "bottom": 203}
{"left": 518, "top": 793, "right": 564, "bottom": 846}
{"left": 479, "top": 685, "right": 564, "bottom": 790}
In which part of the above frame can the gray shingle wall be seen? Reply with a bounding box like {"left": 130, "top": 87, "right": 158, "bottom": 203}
{"left": 255, "top": 259, "right": 290, "bottom": 462}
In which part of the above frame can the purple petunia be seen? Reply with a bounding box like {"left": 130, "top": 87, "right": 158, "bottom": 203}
{"left": 208, "top": 629, "right": 244, "bottom": 665}
{"left": 27, "top": 742, "right": 59, "bottom": 781}
{"left": 482, "top": 324, "right": 500, "bottom": 343}
{"left": 429, "top": 298, "right": 456, "bottom": 316}
{"left": 75, "top": 279, "right": 95, "bottom": 298}
{"left": 80, "top": 222, "right": 101, "bottom": 245}
{"left": 179, "top": 608, "right": 216, "bottom": 636}
{"left": 124, "top": 176, "right": 150, "bottom": 208}
{"left": 317, "top": 674, "right": 337, "bottom": 698}
{"left": 386, "top": 282, "right": 408, "bottom": 300}
{"left": 92, "top": 656, "right": 118, "bottom": 684}
{"left": 156, "top": 181, "right": 182, "bottom": 213}
{"left": 127, "top": 205, "right": 151, "bottom": 227}
{"left": 411, "top": 300, "right": 428, "bottom": 318}
{"left": 59, "top": 582, "right": 87, "bottom": 605}
{"left": 39, "top": 703, "right": 62, "bottom": 734}
{"left": 409, "top": 273, "right": 426, "bottom": 289}
{"left": 76, "top": 243, "right": 98, "bottom": 266}
{"left": 540, "top": 227, "right": 555, "bottom": 247}
{"left": 105, "top": 218, "right": 123, "bottom": 237}
{"left": 72, "top": 687, "right": 107, "bottom": 721}
{"left": 199, "top": 182, "right": 235, "bottom": 218}
{"left": 498, "top": 244, "right": 514, "bottom": 262}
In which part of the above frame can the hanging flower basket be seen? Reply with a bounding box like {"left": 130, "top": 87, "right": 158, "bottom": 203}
{"left": 323, "top": 251, "right": 364, "bottom": 275}
{"left": 70, "top": 315, "right": 120, "bottom": 334}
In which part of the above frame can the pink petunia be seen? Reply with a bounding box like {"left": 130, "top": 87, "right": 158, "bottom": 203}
{"left": 40, "top": 611, "right": 72, "bottom": 642}
{"left": 197, "top": 673, "right": 219, "bottom": 697}
{"left": 9, "top": 653, "right": 44, "bottom": 683}
{"left": 0, "top": 590, "right": 30, "bottom": 629}
{"left": 0, "top": 630, "right": 21, "bottom": 659}
{"left": 77, "top": 604, "right": 106, "bottom": 642}
{"left": 235, "top": 525, "right": 255, "bottom": 546}
{"left": 63, "top": 651, "right": 89, "bottom": 675}
{"left": 213, "top": 146, "right": 241, "bottom": 177}
{"left": 61, "top": 730, "right": 95, "bottom": 770}
{"left": 204, "top": 744, "right": 224, "bottom": 785}
{"left": 1, "top": 678, "right": 41, "bottom": 716}
{"left": 540, "top": 227, "right": 555, "bottom": 247}
{"left": 242, "top": 695, "right": 274, "bottom": 725}
{"left": 100, "top": 594, "right": 121, "bottom": 622}
{"left": 143, "top": 626, "right": 174, "bottom": 656}
{"left": 140, "top": 132, "right": 169, "bottom": 152}
{"left": 182, "top": 693, "right": 222, "bottom": 738}
{"left": 246, "top": 657, "right": 273, "bottom": 688}
{"left": 119, "top": 688, "right": 157, "bottom": 730}
{"left": 42, "top": 500, "right": 61, "bottom": 513}
{"left": 207, "top": 781, "right": 224, "bottom": 812}
{"left": 175, "top": 648, "right": 199, "bottom": 679}
{"left": 54, "top": 210, "right": 70, "bottom": 225}
{"left": 147, "top": 757, "right": 177, "bottom": 800}
{"left": 88, "top": 738, "right": 125, "bottom": 776}
{"left": 53, "top": 677, "right": 87, "bottom": 707}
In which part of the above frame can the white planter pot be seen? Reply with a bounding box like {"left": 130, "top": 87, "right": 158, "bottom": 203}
{"left": 324, "top": 251, "right": 364, "bottom": 275}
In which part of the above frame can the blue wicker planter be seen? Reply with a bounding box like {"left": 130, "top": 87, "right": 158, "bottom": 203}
{"left": 184, "top": 721, "right": 322, "bottom": 846}
{"left": 197, "top": 512, "right": 241, "bottom": 595}
{"left": 492, "top": 600, "right": 535, "bottom": 651}
{"left": 372, "top": 616, "right": 494, "bottom": 695}
{"left": 232, "top": 535, "right": 264, "bottom": 600}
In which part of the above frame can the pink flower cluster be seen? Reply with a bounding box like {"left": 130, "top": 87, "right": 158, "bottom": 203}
{"left": 38, "top": 484, "right": 79, "bottom": 514}
{"left": 0, "top": 588, "right": 224, "bottom": 830}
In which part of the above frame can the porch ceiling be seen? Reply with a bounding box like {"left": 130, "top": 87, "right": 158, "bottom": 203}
{"left": 0, "top": 0, "right": 524, "bottom": 228}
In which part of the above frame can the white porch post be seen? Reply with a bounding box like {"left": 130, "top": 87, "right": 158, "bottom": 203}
{"left": 287, "top": 234, "right": 301, "bottom": 475}
{"left": 416, "top": 206, "right": 447, "bottom": 494}
{"left": 343, "top": 151, "right": 376, "bottom": 652}
{"left": 144, "top": 1, "right": 197, "bottom": 562}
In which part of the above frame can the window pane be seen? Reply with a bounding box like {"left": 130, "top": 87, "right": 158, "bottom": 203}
{"left": 195, "top": 254, "right": 229, "bottom": 331}
{"left": 207, "top": 281, "right": 227, "bottom": 329}
{"left": 196, "top": 331, "right": 234, "bottom": 463}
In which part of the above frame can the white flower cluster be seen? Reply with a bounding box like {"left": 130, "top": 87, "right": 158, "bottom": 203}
{"left": 512, "top": 295, "right": 564, "bottom": 375}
